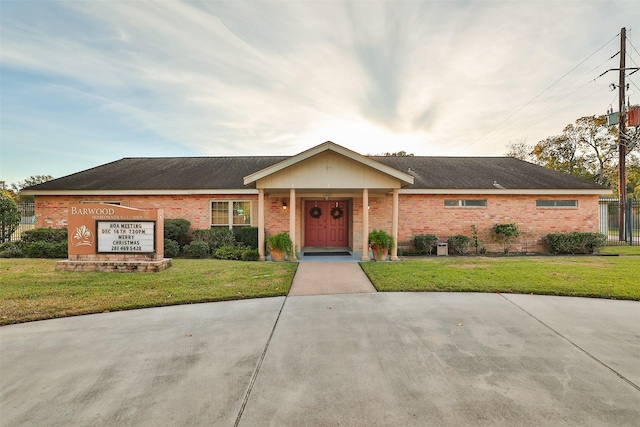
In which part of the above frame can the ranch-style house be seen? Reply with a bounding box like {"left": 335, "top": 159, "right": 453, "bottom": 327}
{"left": 24, "top": 141, "right": 610, "bottom": 260}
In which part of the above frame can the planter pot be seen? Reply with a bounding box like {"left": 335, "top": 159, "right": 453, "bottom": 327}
{"left": 371, "top": 244, "right": 389, "bottom": 261}
{"left": 269, "top": 248, "right": 286, "bottom": 262}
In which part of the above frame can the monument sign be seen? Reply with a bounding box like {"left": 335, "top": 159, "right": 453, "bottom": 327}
{"left": 57, "top": 204, "right": 171, "bottom": 272}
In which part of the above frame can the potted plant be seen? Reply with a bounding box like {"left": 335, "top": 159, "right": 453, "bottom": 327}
{"left": 266, "top": 231, "right": 293, "bottom": 262}
{"left": 368, "top": 229, "right": 393, "bottom": 261}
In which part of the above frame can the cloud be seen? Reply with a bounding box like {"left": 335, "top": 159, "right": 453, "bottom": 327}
{"left": 1, "top": 0, "right": 639, "bottom": 183}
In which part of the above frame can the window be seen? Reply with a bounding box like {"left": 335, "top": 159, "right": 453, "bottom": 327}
{"left": 444, "top": 199, "right": 487, "bottom": 207}
{"left": 536, "top": 200, "right": 577, "bottom": 208}
{"left": 211, "top": 201, "right": 252, "bottom": 228}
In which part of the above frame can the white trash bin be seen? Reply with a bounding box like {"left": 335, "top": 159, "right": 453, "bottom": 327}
{"left": 436, "top": 243, "right": 448, "bottom": 256}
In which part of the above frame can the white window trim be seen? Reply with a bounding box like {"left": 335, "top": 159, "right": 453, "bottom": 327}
{"left": 210, "top": 200, "right": 253, "bottom": 229}
{"left": 444, "top": 199, "right": 487, "bottom": 208}
{"left": 536, "top": 200, "right": 578, "bottom": 208}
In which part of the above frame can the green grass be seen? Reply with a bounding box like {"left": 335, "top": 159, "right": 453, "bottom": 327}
{"left": 0, "top": 259, "right": 297, "bottom": 325}
{"left": 600, "top": 246, "right": 640, "bottom": 255}
{"left": 360, "top": 256, "right": 640, "bottom": 300}
{"left": 3, "top": 256, "right": 638, "bottom": 326}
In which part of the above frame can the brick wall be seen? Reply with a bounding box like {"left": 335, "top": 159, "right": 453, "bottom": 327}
{"left": 35, "top": 194, "right": 259, "bottom": 231}
{"left": 35, "top": 193, "right": 600, "bottom": 253}
{"left": 372, "top": 194, "right": 599, "bottom": 252}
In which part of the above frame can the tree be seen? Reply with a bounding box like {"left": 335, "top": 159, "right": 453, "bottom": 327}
{"left": 373, "top": 151, "right": 414, "bottom": 157}
{"left": 626, "top": 157, "right": 640, "bottom": 199}
{"left": 505, "top": 139, "right": 533, "bottom": 162}
{"left": 0, "top": 190, "right": 21, "bottom": 243}
{"left": 506, "top": 115, "right": 638, "bottom": 191}
{"left": 11, "top": 175, "right": 54, "bottom": 203}
{"left": 564, "top": 115, "right": 618, "bottom": 186}
{"left": 532, "top": 134, "right": 592, "bottom": 180}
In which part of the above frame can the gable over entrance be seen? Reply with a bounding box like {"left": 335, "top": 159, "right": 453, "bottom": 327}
{"left": 244, "top": 141, "right": 414, "bottom": 190}
{"left": 243, "top": 141, "right": 414, "bottom": 260}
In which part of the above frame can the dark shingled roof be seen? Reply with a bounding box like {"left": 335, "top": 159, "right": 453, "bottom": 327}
{"left": 27, "top": 155, "right": 606, "bottom": 191}
{"left": 370, "top": 156, "right": 606, "bottom": 190}
{"left": 28, "top": 157, "right": 287, "bottom": 191}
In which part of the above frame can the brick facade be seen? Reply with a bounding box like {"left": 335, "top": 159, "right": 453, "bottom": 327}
{"left": 36, "top": 193, "right": 599, "bottom": 254}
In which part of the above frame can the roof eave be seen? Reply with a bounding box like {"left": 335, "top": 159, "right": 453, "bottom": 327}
{"left": 399, "top": 188, "right": 611, "bottom": 195}
{"left": 24, "top": 189, "right": 260, "bottom": 196}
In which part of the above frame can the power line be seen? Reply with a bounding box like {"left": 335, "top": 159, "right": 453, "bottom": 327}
{"left": 489, "top": 82, "right": 609, "bottom": 145}
{"left": 456, "top": 32, "right": 620, "bottom": 155}
{"left": 628, "top": 37, "right": 640, "bottom": 60}
{"left": 518, "top": 54, "right": 618, "bottom": 126}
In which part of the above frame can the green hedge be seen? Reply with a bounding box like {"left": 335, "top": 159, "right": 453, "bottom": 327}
{"left": 0, "top": 241, "right": 24, "bottom": 258}
{"left": 192, "top": 228, "right": 236, "bottom": 251}
{"left": 164, "top": 219, "right": 190, "bottom": 245}
{"left": 447, "top": 235, "right": 471, "bottom": 255}
{"left": 241, "top": 248, "right": 260, "bottom": 261}
{"left": 241, "top": 227, "right": 259, "bottom": 249}
{"left": 184, "top": 240, "right": 210, "bottom": 258}
{"left": 22, "top": 241, "right": 68, "bottom": 258}
{"left": 213, "top": 245, "right": 253, "bottom": 260}
{"left": 413, "top": 234, "right": 438, "bottom": 254}
{"left": 544, "top": 232, "right": 607, "bottom": 254}
{"left": 164, "top": 239, "right": 180, "bottom": 258}
{"left": 21, "top": 228, "right": 67, "bottom": 243}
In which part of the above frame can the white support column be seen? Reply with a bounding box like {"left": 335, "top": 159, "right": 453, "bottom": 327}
{"left": 361, "top": 188, "right": 370, "bottom": 261}
{"left": 289, "top": 188, "right": 297, "bottom": 261}
{"left": 258, "top": 189, "right": 265, "bottom": 261}
{"left": 390, "top": 188, "right": 399, "bottom": 261}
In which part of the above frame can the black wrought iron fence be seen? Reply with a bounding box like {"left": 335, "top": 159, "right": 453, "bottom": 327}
{"left": 9, "top": 202, "right": 35, "bottom": 242}
{"left": 599, "top": 198, "right": 640, "bottom": 246}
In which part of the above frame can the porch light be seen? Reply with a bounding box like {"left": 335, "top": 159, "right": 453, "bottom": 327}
{"left": 282, "top": 200, "right": 287, "bottom": 210}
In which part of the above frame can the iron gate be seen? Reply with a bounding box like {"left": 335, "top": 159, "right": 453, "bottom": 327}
{"left": 599, "top": 198, "right": 640, "bottom": 245}
{"left": 8, "top": 202, "right": 35, "bottom": 242}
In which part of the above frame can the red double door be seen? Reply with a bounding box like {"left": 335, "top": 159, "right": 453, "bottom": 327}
{"left": 304, "top": 201, "right": 349, "bottom": 247}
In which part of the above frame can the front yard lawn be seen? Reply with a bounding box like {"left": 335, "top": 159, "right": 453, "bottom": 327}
{"left": 0, "top": 259, "right": 297, "bottom": 325}
{"left": 360, "top": 256, "right": 640, "bottom": 300}
{"left": 600, "top": 246, "right": 640, "bottom": 255}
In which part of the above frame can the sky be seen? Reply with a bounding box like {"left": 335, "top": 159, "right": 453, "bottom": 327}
{"left": 1, "top": 0, "right": 639, "bottom": 187}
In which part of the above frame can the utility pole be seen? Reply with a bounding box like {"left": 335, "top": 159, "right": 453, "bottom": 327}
{"left": 618, "top": 27, "right": 627, "bottom": 242}
{"left": 600, "top": 27, "right": 639, "bottom": 241}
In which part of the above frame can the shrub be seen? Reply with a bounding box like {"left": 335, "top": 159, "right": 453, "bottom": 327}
{"left": 0, "top": 241, "right": 24, "bottom": 258}
{"left": 447, "top": 235, "right": 471, "bottom": 255}
{"left": 184, "top": 240, "right": 210, "bottom": 258}
{"left": 241, "top": 227, "right": 259, "bottom": 249}
{"left": 0, "top": 191, "right": 21, "bottom": 243}
{"left": 164, "top": 239, "right": 180, "bottom": 258}
{"left": 164, "top": 219, "right": 191, "bottom": 245}
{"left": 241, "top": 248, "right": 260, "bottom": 261}
{"left": 21, "top": 228, "right": 67, "bottom": 243}
{"left": 544, "top": 232, "right": 607, "bottom": 254}
{"left": 23, "top": 241, "right": 68, "bottom": 258}
{"left": 492, "top": 223, "right": 520, "bottom": 253}
{"left": 232, "top": 227, "right": 243, "bottom": 243}
{"left": 413, "top": 234, "right": 438, "bottom": 254}
{"left": 192, "top": 228, "right": 236, "bottom": 251}
{"left": 470, "top": 225, "right": 485, "bottom": 254}
{"left": 214, "top": 245, "right": 253, "bottom": 260}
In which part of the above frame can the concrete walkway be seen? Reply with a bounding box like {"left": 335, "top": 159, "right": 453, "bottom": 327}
{"left": 288, "top": 262, "right": 376, "bottom": 296}
{"left": 1, "top": 294, "right": 639, "bottom": 426}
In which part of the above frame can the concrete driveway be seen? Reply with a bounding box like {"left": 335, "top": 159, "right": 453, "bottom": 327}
{"left": 1, "top": 293, "right": 639, "bottom": 426}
